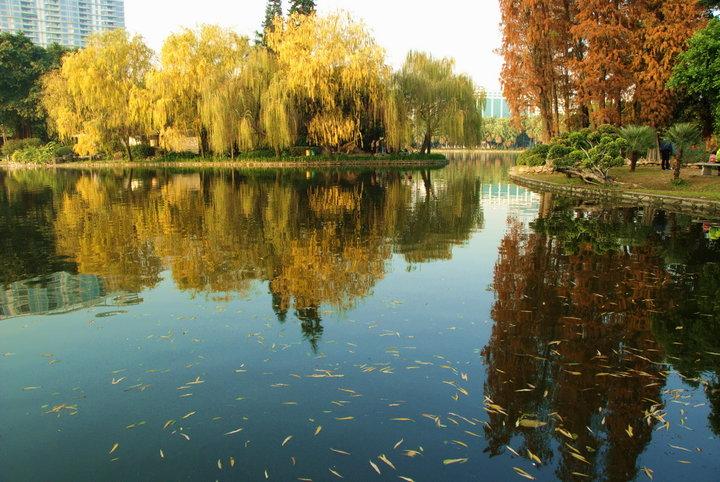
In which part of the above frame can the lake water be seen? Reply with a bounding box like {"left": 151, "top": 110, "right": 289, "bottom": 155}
{"left": 1, "top": 153, "right": 719, "bottom": 481}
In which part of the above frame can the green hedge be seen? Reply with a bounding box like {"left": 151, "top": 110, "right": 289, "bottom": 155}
{"left": 9, "top": 142, "right": 73, "bottom": 164}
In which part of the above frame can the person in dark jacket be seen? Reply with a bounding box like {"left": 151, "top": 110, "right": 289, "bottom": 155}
{"left": 659, "top": 140, "right": 673, "bottom": 171}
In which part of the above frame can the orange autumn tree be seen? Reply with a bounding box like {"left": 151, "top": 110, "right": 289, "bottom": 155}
{"left": 630, "top": 0, "right": 707, "bottom": 127}
{"left": 572, "top": 0, "right": 635, "bottom": 126}
{"left": 500, "top": 0, "right": 570, "bottom": 141}
{"left": 500, "top": 0, "right": 708, "bottom": 134}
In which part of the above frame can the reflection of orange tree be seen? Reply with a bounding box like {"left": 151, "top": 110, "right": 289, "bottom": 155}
{"left": 485, "top": 215, "right": 675, "bottom": 481}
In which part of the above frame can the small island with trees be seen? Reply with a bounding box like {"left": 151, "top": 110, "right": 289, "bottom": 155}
{"left": 1, "top": 1, "right": 488, "bottom": 168}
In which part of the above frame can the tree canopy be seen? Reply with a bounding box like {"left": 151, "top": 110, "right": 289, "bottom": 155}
{"left": 394, "top": 51, "right": 483, "bottom": 154}
{"left": 499, "top": 0, "right": 709, "bottom": 140}
{"left": 0, "top": 33, "right": 68, "bottom": 141}
{"left": 42, "top": 30, "right": 152, "bottom": 160}
{"left": 669, "top": 18, "right": 720, "bottom": 137}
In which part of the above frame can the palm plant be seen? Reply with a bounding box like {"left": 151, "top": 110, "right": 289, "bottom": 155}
{"left": 620, "top": 125, "right": 656, "bottom": 172}
{"left": 664, "top": 123, "right": 701, "bottom": 180}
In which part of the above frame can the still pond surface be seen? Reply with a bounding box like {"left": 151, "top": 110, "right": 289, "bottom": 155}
{"left": 1, "top": 153, "right": 719, "bottom": 481}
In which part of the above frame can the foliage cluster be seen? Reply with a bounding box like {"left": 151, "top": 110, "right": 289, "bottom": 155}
{"left": 500, "top": 0, "right": 713, "bottom": 141}
{"left": 9, "top": 141, "right": 72, "bottom": 164}
{"left": 34, "top": 11, "right": 483, "bottom": 162}
{"left": 518, "top": 125, "right": 628, "bottom": 180}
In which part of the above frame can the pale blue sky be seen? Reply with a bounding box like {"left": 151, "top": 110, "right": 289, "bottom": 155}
{"left": 124, "top": 0, "right": 503, "bottom": 90}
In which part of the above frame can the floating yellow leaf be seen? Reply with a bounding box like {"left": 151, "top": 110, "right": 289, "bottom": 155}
{"left": 443, "top": 458, "right": 468, "bottom": 465}
{"left": 513, "top": 467, "right": 536, "bottom": 480}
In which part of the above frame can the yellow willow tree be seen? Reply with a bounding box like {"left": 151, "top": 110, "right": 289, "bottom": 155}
{"left": 394, "top": 51, "right": 483, "bottom": 154}
{"left": 200, "top": 46, "right": 279, "bottom": 156}
{"left": 150, "top": 25, "right": 248, "bottom": 156}
{"left": 42, "top": 30, "right": 153, "bottom": 161}
{"left": 266, "top": 12, "right": 389, "bottom": 153}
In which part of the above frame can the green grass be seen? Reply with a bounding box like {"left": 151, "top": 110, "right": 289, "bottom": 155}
{"left": 522, "top": 166, "right": 720, "bottom": 201}
{"left": 104, "top": 152, "right": 448, "bottom": 164}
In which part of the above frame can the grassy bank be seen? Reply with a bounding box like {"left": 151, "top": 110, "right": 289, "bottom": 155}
{"left": 1, "top": 152, "right": 449, "bottom": 170}
{"left": 519, "top": 166, "right": 720, "bottom": 202}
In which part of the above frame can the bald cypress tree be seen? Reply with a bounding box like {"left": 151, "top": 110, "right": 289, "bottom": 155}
{"left": 256, "top": 0, "right": 283, "bottom": 45}
{"left": 289, "top": 0, "right": 316, "bottom": 15}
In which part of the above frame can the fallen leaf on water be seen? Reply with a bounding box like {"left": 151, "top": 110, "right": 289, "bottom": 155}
{"left": 160, "top": 449, "right": 164, "bottom": 459}
{"left": 527, "top": 450, "right": 541, "bottom": 465}
{"left": 315, "top": 426, "right": 322, "bottom": 436}
{"left": 379, "top": 454, "right": 396, "bottom": 470}
{"left": 330, "top": 448, "right": 351, "bottom": 456}
{"left": 182, "top": 411, "right": 196, "bottom": 420}
{"left": 518, "top": 419, "right": 547, "bottom": 429}
{"left": 641, "top": 467, "right": 653, "bottom": 479}
{"left": 369, "top": 460, "right": 381, "bottom": 475}
{"left": 398, "top": 477, "right": 415, "bottom": 482}
{"left": 329, "top": 468, "right": 343, "bottom": 478}
{"left": 109, "top": 443, "right": 119, "bottom": 455}
{"left": 513, "top": 467, "right": 536, "bottom": 480}
{"left": 335, "top": 417, "right": 354, "bottom": 421}
{"left": 225, "top": 428, "right": 243, "bottom": 436}
{"left": 393, "top": 439, "right": 404, "bottom": 450}
{"left": 282, "top": 435, "right": 293, "bottom": 447}
{"left": 443, "top": 458, "right": 468, "bottom": 465}
{"left": 626, "top": 425, "right": 634, "bottom": 437}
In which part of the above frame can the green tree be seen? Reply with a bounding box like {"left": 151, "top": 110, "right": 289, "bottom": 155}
{"left": 0, "top": 33, "right": 68, "bottom": 141}
{"left": 289, "top": 0, "right": 316, "bottom": 15}
{"left": 669, "top": 18, "right": 720, "bottom": 139}
{"left": 395, "top": 51, "right": 482, "bottom": 154}
{"left": 620, "top": 125, "right": 656, "bottom": 172}
{"left": 664, "top": 122, "right": 702, "bottom": 180}
{"left": 256, "top": 0, "right": 283, "bottom": 46}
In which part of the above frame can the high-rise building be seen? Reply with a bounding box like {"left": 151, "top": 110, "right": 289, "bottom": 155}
{"left": 482, "top": 91, "right": 512, "bottom": 119}
{"left": 0, "top": 0, "right": 125, "bottom": 48}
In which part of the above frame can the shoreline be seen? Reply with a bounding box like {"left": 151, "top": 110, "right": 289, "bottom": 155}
{"left": 0, "top": 157, "right": 449, "bottom": 171}
{"left": 510, "top": 168, "right": 720, "bottom": 218}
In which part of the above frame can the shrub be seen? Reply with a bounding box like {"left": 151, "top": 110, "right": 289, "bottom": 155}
{"left": 517, "top": 144, "right": 549, "bottom": 166}
{"left": 130, "top": 144, "right": 156, "bottom": 159}
{"left": 1, "top": 138, "right": 41, "bottom": 158}
{"left": 9, "top": 142, "right": 71, "bottom": 164}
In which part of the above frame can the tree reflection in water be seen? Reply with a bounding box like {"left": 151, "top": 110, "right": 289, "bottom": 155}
{"left": 1, "top": 166, "right": 485, "bottom": 346}
{"left": 486, "top": 198, "right": 720, "bottom": 481}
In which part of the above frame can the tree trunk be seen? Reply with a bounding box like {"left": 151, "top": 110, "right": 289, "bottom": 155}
{"left": 630, "top": 153, "right": 638, "bottom": 172}
{"left": 123, "top": 137, "right": 133, "bottom": 162}
{"left": 421, "top": 131, "right": 432, "bottom": 155}
{"left": 673, "top": 151, "right": 682, "bottom": 180}
{"left": 200, "top": 127, "right": 210, "bottom": 158}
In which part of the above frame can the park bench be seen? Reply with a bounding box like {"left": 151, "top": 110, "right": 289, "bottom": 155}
{"left": 693, "top": 163, "right": 720, "bottom": 176}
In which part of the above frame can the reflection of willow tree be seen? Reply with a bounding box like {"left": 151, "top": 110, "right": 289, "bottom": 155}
{"left": 54, "top": 175, "right": 164, "bottom": 292}
{"left": 51, "top": 166, "right": 483, "bottom": 346}
{"left": 0, "top": 169, "right": 77, "bottom": 285}
{"left": 485, "top": 205, "right": 680, "bottom": 481}
{"left": 651, "top": 221, "right": 720, "bottom": 434}
{"left": 393, "top": 167, "right": 484, "bottom": 263}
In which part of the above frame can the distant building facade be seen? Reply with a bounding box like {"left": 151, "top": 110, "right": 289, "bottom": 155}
{"left": 0, "top": 0, "right": 125, "bottom": 48}
{"left": 483, "top": 91, "right": 511, "bottom": 119}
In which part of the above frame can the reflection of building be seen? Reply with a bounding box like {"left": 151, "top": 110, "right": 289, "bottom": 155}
{"left": 482, "top": 91, "right": 511, "bottom": 119}
{"left": 0, "top": 271, "right": 129, "bottom": 319}
{"left": 0, "top": 0, "right": 125, "bottom": 48}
